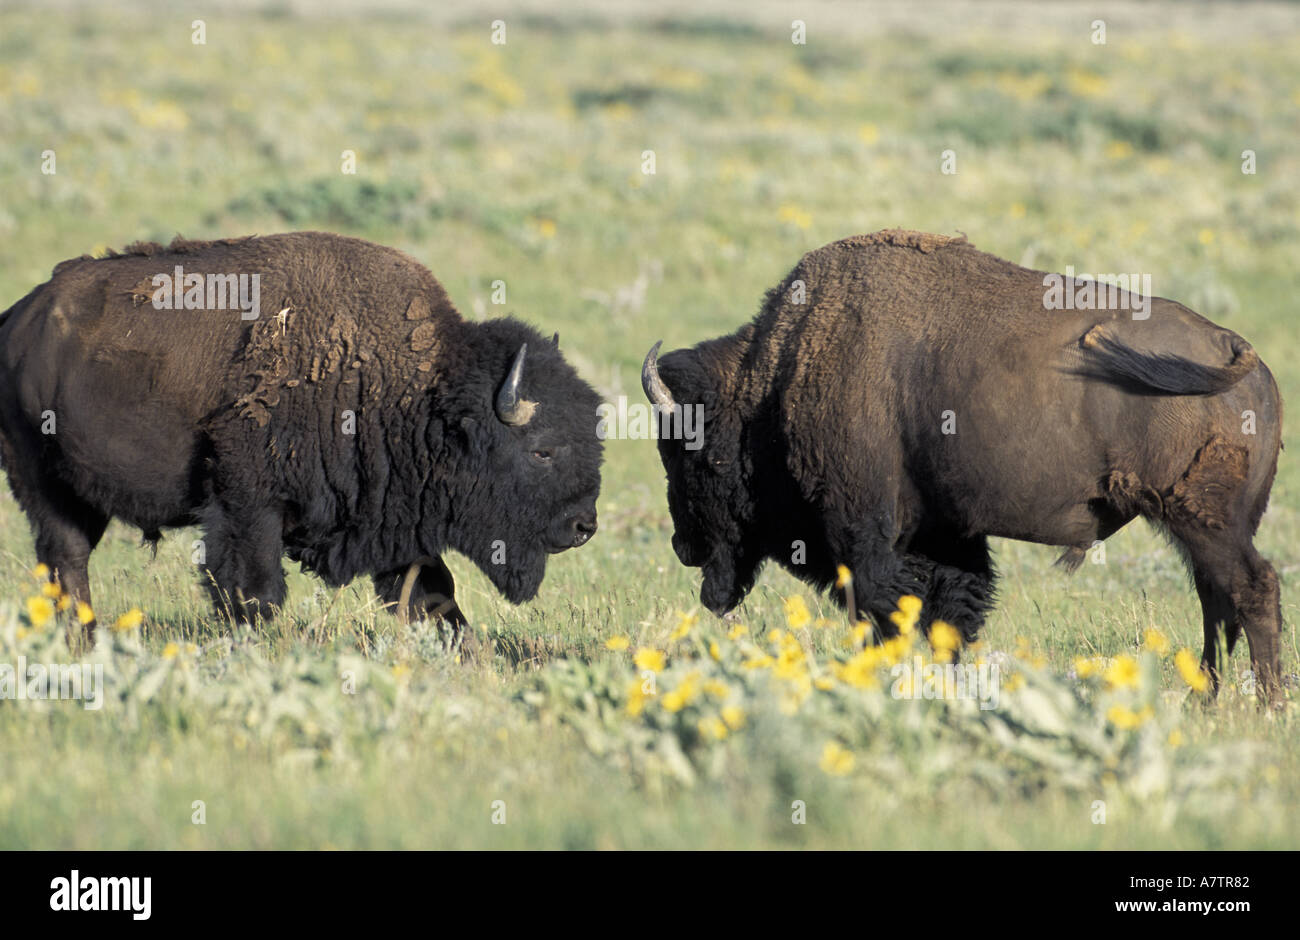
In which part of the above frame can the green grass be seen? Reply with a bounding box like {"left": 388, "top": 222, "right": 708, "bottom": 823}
{"left": 0, "top": 0, "right": 1297, "bottom": 849}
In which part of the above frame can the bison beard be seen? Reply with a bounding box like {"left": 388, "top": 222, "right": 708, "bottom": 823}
{"left": 644, "top": 229, "right": 1284, "bottom": 707}
{"left": 0, "top": 232, "right": 602, "bottom": 638}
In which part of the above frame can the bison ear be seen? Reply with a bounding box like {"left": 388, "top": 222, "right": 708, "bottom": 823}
{"left": 551, "top": 332, "right": 560, "bottom": 348}
{"left": 495, "top": 343, "right": 538, "bottom": 426}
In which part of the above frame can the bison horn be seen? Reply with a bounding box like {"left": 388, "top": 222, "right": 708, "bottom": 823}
{"left": 495, "top": 343, "right": 537, "bottom": 426}
{"left": 642, "top": 340, "right": 675, "bottom": 410}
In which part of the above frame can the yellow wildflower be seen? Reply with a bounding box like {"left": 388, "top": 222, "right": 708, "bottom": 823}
{"left": 25, "top": 596, "right": 54, "bottom": 628}
{"left": 820, "top": 741, "right": 855, "bottom": 776}
{"left": 835, "top": 565, "right": 852, "bottom": 589}
{"left": 76, "top": 602, "right": 95, "bottom": 626}
{"left": 1103, "top": 654, "right": 1140, "bottom": 689}
{"left": 1142, "top": 628, "right": 1170, "bottom": 657}
{"left": 929, "top": 620, "right": 962, "bottom": 655}
{"left": 662, "top": 672, "right": 700, "bottom": 712}
{"left": 1073, "top": 656, "right": 1102, "bottom": 679}
{"left": 881, "top": 633, "right": 912, "bottom": 666}
{"left": 778, "top": 204, "right": 812, "bottom": 231}
{"left": 890, "top": 595, "right": 922, "bottom": 634}
{"left": 784, "top": 595, "right": 812, "bottom": 630}
{"left": 698, "top": 716, "right": 728, "bottom": 740}
{"left": 633, "top": 647, "right": 665, "bottom": 673}
{"left": 702, "top": 679, "right": 731, "bottom": 700}
{"left": 1174, "top": 648, "right": 1210, "bottom": 693}
{"left": 726, "top": 623, "right": 748, "bottom": 640}
{"left": 1107, "top": 704, "right": 1153, "bottom": 730}
{"left": 604, "top": 635, "right": 629, "bottom": 651}
{"left": 113, "top": 608, "right": 144, "bottom": 633}
{"left": 669, "top": 611, "right": 697, "bottom": 641}
{"left": 162, "top": 642, "right": 180, "bottom": 660}
{"left": 720, "top": 705, "right": 746, "bottom": 730}
{"left": 626, "top": 680, "right": 651, "bottom": 716}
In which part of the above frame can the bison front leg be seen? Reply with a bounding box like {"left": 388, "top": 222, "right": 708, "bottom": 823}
{"left": 374, "top": 556, "right": 468, "bottom": 632}
{"left": 907, "top": 535, "right": 998, "bottom": 646}
{"left": 199, "top": 504, "right": 287, "bottom": 626}
{"left": 832, "top": 526, "right": 931, "bottom": 641}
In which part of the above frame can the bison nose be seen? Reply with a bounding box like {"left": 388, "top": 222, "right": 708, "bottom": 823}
{"left": 571, "top": 512, "right": 598, "bottom": 546}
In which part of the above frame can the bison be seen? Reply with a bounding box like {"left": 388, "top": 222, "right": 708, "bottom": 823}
{"left": 643, "top": 229, "right": 1284, "bottom": 705}
{"left": 0, "top": 232, "right": 602, "bottom": 638}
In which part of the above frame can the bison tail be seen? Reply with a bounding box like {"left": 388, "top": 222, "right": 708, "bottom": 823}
{"left": 1079, "top": 329, "right": 1259, "bottom": 395}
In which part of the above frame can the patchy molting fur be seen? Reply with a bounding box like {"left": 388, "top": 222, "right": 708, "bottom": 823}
{"left": 0, "top": 232, "right": 603, "bottom": 633}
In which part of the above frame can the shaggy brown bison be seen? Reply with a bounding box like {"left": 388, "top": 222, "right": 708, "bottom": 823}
{"left": 0, "top": 232, "right": 602, "bottom": 637}
{"left": 643, "top": 230, "right": 1284, "bottom": 705}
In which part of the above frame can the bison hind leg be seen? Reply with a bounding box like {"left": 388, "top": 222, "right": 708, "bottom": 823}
{"left": 0, "top": 420, "right": 108, "bottom": 645}
{"left": 1162, "top": 437, "right": 1283, "bottom": 707}
{"left": 199, "top": 503, "right": 287, "bottom": 626}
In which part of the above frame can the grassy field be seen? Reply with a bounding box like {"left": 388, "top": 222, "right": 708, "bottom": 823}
{"left": 0, "top": 0, "right": 1297, "bottom": 849}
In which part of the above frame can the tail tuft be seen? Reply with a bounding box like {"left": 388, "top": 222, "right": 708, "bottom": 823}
{"left": 1077, "top": 328, "right": 1258, "bottom": 396}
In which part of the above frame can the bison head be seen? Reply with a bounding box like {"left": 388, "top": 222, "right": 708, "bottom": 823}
{"left": 642, "top": 339, "right": 761, "bottom": 616}
{"left": 440, "top": 320, "right": 602, "bottom": 603}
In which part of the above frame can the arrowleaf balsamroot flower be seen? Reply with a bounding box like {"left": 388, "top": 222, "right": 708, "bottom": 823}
{"left": 1174, "top": 648, "right": 1210, "bottom": 693}
{"left": 928, "top": 620, "right": 962, "bottom": 662}
{"left": 625, "top": 680, "right": 651, "bottom": 717}
{"left": 835, "top": 565, "right": 852, "bottom": 589}
{"left": 113, "top": 608, "right": 144, "bottom": 633}
{"left": 604, "top": 635, "right": 630, "bottom": 652}
{"left": 1073, "top": 656, "right": 1103, "bottom": 679}
{"left": 1103, "top": 654, "right": 1140, "bottom": 689}
{"left": 1106, "top": 704, "right": 1153, "bottom": 730}
{"left": 633, "top": 647, "right": 665, "bottom": 673}
{"left": 890, "top": 595, "right": 922, "bottom": 634}
{"left": 1142, "top": 628, "right": 1171, "bottom": 657}
{"left": 820, "top": 741, "right": 855, "bottom": 776}
{"left": 669, "top": 611, "right": 697, "bottom": 641}
{"left": 25, "top": 596, "right": 54, "bottom": 628}
{"left": 783, "top": 595, "right": 812, "bottom": 630}
{"left": 720, "top": 705, "right": 745, "bottom": 730}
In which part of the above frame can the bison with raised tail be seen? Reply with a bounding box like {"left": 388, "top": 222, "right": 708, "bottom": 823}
{"left": 643, "top": 230, "right": 1284, "bottom": 705}
{"left": 0, "top": 232, "right": 602, "bottom": 636}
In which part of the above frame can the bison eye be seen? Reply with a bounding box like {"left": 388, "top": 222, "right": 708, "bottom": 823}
{"left": 531, "top": 449, "right": 554, "bottom": 464}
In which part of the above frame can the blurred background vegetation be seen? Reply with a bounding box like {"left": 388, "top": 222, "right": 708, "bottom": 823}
{"left": 0, "top": 0, "right": 1296, "bottom": 848}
